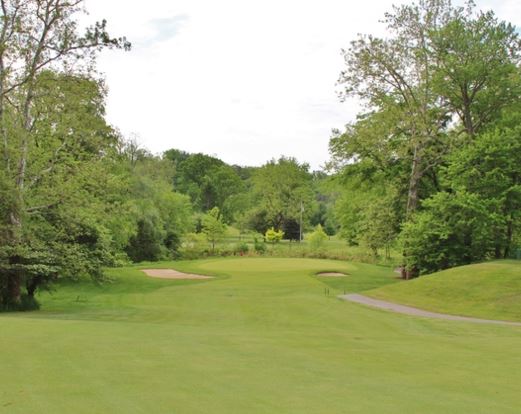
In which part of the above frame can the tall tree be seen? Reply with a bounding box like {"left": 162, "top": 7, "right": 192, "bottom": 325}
{"left": 430, "top": 8, "right": 521, "bottom": 137}
{"left": 251, "top": 157, "right": 313, "bottom": 233}
{"left": 334, "top": 0, "right": 521, "bottom": 277}
{"left": 338, "top": 0, "right": 454, "bottom": 218}
{"left": 0, "top": 0, "right": 129, "bottom": 307}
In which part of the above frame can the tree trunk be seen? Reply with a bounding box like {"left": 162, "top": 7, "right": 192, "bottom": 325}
{"left": 26, "top": 276, "right": 42, "bottom": 298}
{"left": 6, "top": 189, "right": 24, "bottom": 305}
{"left": 403, "top": 144, "right": 422, "bottom": 279}
{"left": 404, "top": 267, "right": 418, "bottom": 280}
{"left": 7, "top": 273, "right": 21, "bottom": 305}
{"left": 406, "top": 144, "right": 422, "bottom": 217}
{"left": 3, "top": 77, "right": 34, "bottom": 306}
{"left": 494, "top": 244, "right": 502, "bottom": 259}
{"left": 461, "top": 87, "right": 475, "bottom": 138}
{"left": 504, "top": 217, "right": 513, "bottom": 259}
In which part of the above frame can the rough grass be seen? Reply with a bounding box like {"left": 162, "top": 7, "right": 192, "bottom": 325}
{"left": 367, "top": 260, "right": 521, "bottom": 322}
{"left": 1, "top": 258, "right": 520, "bottom": 413}
{"left": 218, "top": 230, "right": 401, "bottom": 266}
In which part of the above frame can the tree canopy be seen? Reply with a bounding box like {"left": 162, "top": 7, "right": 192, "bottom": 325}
{"left": 0, "top": 0, "right": 129, "bottom": 308}
{"left": 331, "top": 0, "right": 521, "bottom": 277}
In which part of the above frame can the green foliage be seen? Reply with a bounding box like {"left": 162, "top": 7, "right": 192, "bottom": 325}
{"left": 179, "top": 233, "right": 208, "bottom": 260}
{"left": 323, "top": 215, "right": 338, "bottom": 237}
{"left": 252, "top": 157, "right": 313, "bottom": 231}
{"left": 307, "top": 224, "right": 328, "bottom": 250}
{"left": 430, "top": 8, "right": 521, "bottom": 136}
{"left": 281, "top": 218, "right": 301, "bottom": 241}
{"left": 444, "top": 124, "right": 521, "bottom": 256}
{"left": 253, "top": 238, "right": 267, "bottom": 254}
{"left": 265, "top": 227, "right": 284, "bottom": 245}
{"left": 201, "top": 207, "right": 227, "bottom": 253}
{"left": 401, "top": 192, "right": 501, "bottom": 274}
{"left": 125, "top": 217, "right": 166, "bottom": 262}
{"left": 167, "top": 151, "right": 244, "bottom": 219}
{"left": 0, "top": 74, "right": 124, "bottom": 305}
{"left": 244, "top": 208, "right": 270, "bottom": 235}
{"left": 307, "top": 172, "right": 339, "bottom": 238}
{"left": 223, "top": 192, "right": 252, "bottom": 225}
{"left": 233, "top": 243, "right": 249, "bottom": 255}
{"left": 359, "top": 197, "right": 399, "bottom": 258}
{"left": 401, "top": 121, "right": 521, "bottom": 274}
{"left": 0, "top": 1, "right": 129, "bottom": 306}
{"left": 333, "top": 168, "right": 402, "bottom": 254}
{"left": 114, "top": 149, "right": 194, "bottom": 263}
{"left": 0, "top": 73, "right": 196, "bottom": 305}
{"left": 332, "top": 0, "right": 521, "bottom": 276}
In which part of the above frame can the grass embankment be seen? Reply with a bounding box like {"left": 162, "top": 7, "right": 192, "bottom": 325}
{"left": 1, "top": 258, "right": 520, "bottom": 413}
{"left": 367, "top": 260, "right": 521, "bottom": 322}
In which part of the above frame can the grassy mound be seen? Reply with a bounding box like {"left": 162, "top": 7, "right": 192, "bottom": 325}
{"left": 367, "top": 260, "right": 521, "bottom": 322}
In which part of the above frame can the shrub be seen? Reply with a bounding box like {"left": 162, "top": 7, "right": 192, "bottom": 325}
{"left": 217, "top": 245, "right": 234, "bottom": 257}
{"left": 233, "top": 243, "right": 249, "bottom": 255}
{"left": 265, "top": 228, "right": 284, "bottom": 245}
{"left": 253, "top": 238, "right": 266, "bottom": 254}
{"left": 125, "top": 218, "right": 166, "bottom": 262}
{"left": 307, "top": 224, "right": 328, "bottom": 251}
{"left": 0, "top": 294, "right": 40, "bottom": 312}
{"left": 400, "top": 192, "right": 500, "bottom": 275}
{"left": 179, "top": 233, "right": 208, "bottom": 260}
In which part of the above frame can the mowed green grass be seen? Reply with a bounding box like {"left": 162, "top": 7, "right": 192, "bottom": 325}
{"left": 1, "top": 258, "right": 521, "bottom": 413}
{"left": 368, "top": 260, "right": 521, "bottom": 322}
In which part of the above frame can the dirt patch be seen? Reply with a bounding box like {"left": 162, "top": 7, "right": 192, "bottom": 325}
{"left": 317, "top": 272, "right": 348, "bottom": 277}
{"left": 141, "top": 269, "right": 213, "bottom": 280}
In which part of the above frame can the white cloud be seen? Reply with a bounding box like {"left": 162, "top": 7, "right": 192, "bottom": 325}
{"left": 82, "top": 0, "right": 520, "bottom": 169}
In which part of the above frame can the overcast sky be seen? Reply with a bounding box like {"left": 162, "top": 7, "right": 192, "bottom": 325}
{"left": 83, "top": 0, "right": 521, "bottom": 170}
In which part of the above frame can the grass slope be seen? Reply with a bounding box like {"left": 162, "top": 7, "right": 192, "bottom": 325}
{"left": 1, "top": 258, "right": 521, "bottom": 413}
{"left": 367, "top": 260, "right": 521, "bottom": 322}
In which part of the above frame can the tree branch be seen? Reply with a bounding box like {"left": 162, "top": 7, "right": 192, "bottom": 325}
{"left": 26, "top": 200, "right": 62, "bottom": 213}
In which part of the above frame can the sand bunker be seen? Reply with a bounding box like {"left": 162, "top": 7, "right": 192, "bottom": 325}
{"left": 141, "top": 269, "right": 213, "bottom": 280}
{"left": 317, "top": 272, "right": 348, "bottom": 277}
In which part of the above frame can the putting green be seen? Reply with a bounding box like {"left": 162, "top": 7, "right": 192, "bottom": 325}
{"left": 1, "top": 257, "right": 520, "bottom": 413}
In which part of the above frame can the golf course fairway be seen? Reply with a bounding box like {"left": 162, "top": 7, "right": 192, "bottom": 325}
{"left": 1, "top": 258, "right": 520, "bottom": 413}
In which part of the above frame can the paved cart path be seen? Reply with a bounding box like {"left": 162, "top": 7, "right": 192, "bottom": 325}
{"left": 340, "top": 294, "right": 521, "bottom": 326}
